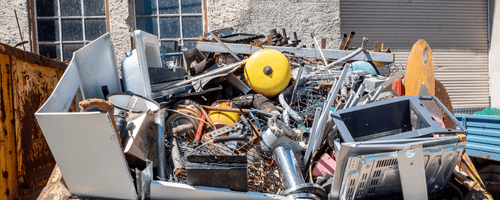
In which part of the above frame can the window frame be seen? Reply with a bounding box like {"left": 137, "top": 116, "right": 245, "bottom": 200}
{"left": 132, "top": 0, "right": 207, "bottom": 50}
{"left": 32, "top": 0, "right": 110, "bottom": 60}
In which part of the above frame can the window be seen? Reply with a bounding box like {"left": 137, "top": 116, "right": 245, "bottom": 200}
{"left": 134, "top": 0, "right": 204, "bottom": 53}
{"left": 35, "top": 0, "right": 108, "bottom": 61}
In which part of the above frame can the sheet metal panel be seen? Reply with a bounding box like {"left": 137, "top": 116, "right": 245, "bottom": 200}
{"left": 456, "top": 114, "right": 500, "bottom": 161}
{"left": 35, "top": 34, "right": 136, "bottom": 199}
{"left": 341, "top": 0, "right": 489, "bottom": 108}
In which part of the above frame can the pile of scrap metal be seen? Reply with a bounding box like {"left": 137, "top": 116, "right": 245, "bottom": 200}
{"left": 35, "top": 29, "right": 491, "bottom": 200}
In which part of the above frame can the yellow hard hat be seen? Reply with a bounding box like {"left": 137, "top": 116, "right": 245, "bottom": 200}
{"left": 244, "top": 49, "right": 291, "bottom": 97}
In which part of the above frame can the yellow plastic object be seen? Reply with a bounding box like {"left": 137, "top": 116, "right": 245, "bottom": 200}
{"left": 208, "top": 101, "right": 239, "bottom": 128}
{"left": 244, "top": 49, "right": 291, "bottom": 97}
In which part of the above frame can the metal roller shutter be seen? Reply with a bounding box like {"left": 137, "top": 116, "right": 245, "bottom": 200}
{"left": 341, "top": 0, "right": 489, "bottom": 108}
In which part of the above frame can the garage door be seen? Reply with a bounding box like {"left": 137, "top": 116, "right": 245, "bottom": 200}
{"left": 341, "top": 0, "right": 489, "bottom": 108}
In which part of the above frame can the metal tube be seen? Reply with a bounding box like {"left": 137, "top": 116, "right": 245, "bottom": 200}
{"left": 339, "top": 33, "right": 347, "bottom": 50}
{"left": 344, "top": 93, "right": 355, "bottom": 109}
{"left": 371, "top": 85, "right": 385, "bottom": 101}
{"left": 303, "top": 107, "right": 322, "bottom": 166}
{"left": 343, "top": 31, "right": 355, "bottom": 50}
{"left": 155, "top": 110, "right": 166, "bottom": 180}
{"left": 279, "top": 93, "right": 303, "bottom": 123}
{"left": 307, "top": 64, "right": 350, "bottom": 168}
{"left": 322, "top": 37, "right": 368, "bottom": 70}
{"left": 349, "top": 83, "right": 366, "bottom": 108}
{"left": 311, "top": 32, "right": 328, "bottom": 65}
{"left": 209, "top": 32, "right": 242, "bottom": 61}
{"left": 170, "top": 137, "right": 183, "bottom": 176}
{"left": 290, "top": 62, "right": 305, "bottom": 105}
{"left": 273, "top": 146, "right": 304, "bottom": 189}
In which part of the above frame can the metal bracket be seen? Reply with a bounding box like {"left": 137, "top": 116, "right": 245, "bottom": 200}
{"left": 397, "top": 144, "right": 428, "bottom": 200}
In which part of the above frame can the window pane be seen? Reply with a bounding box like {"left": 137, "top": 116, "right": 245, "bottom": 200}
{"left": 39, "top": 44, "right": 60, "bottom": 58}
{"left": 183, "top": 40, "right": 196, "bottom": 50}
{"left": 159, "top": 0, "right": 179, "bottom": 14}
{"left": 85, "top": 19, "right": 106, "bottom": 40}
{"left": 135, "top": 0, "right": 157, "bottom": 15}
{"left": 61, "top": 19, "right": 83, "bottom": 41}
{"left": 181, "top": 0, "right": 201, "bottom": 14}
{"left": 160, "top": 41, "right": 175, "bottom": 65}
{"left": 84, "top": 0, "right": 105, "bottom": 16}
{"left": 159, "top": 17, "right": 180, "bottom": 39}
{"left": 60, "top": 0, "right": 82, "bottom": 16}
{"left": 62, "top": 43, "right": 84, "bottom": 61}
{"left": 36, "top": 0, "right": 58, "bottom": 16}
{"left": 182, "top": 16, "right": 202, "bottom": 38}
{"left": 160, "top": 41, "right": 175, "bottom": 53}
{"left": 136, "top": 17, "right": 158, "bottom": 36}
{"left": 37, "top": 19, "right": 59, "bottom": 41}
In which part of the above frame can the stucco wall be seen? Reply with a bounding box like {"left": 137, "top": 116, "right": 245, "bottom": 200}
{"left": 0, "top": 0, "right": 31, "bottom": 51}
{"left": 206, "top": 0, "right": 341, "bottom": 49}
{"left": 109, "top": 0, "right": 134, "bottom": 72}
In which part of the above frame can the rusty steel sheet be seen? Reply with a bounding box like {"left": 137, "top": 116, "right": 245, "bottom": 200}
{"left": 404, "top": 39, "right": 435, "bottom": 96}
{"left": 435, "top": 79, "right": 456, "bottom": 129}
{"left": 0, "top": 51, "right": 18, "bottom": 200}
{"left": 0, "top": 43, "right": 67, "bottom": 200}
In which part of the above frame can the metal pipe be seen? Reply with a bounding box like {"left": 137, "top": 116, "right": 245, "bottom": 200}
{"left": 290, "top": 62, "right": 305, "bottom": 105}
{"left": 344, "top": 93, "right": 355, "bottom": 109}
{"left": 154, "top": 59, "right": 248, "bottom": 91}
{"left": 273, "top": 145, "right": 326, "bottom": 199}
{"left": 209, "top": 31, "right": 242, "bottom": 61}
{"left": 155, "top": 110, "right": 166, "bottom": 180}
{"left": 170, "top": 137, "right": 183, "bottom": 176}
{"left": 349, "top": 83, "right": 366, "bottom": 108}
{"left": 322, "top": 37, "right": 368, "bottom": 70}
{"left": 311, "top": 32, "right": 328, "bottom": 65}
{"left": 343, "top": 31, "right": 355, "bottom": 50}
{"left": 303, "top": 107, "right": 322, "bottom": 166}
{"left": 274, "top": 146, "right": 304, "bottom": 189}
{"left": 307, "top": 64, "right": 350, "bottom": 168}
{"left": 339, "top": 33, "right": 347, "bottom": 50}
{"left": 279, "top": 93, "right": 303, "bottom": 123}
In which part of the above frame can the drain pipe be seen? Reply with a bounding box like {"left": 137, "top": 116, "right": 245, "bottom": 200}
{"left": 155, "top": 110, "right": 166, "bottom": 180}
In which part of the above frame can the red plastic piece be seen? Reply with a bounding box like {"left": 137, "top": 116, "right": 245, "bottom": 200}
{"left": 392, "top": 77, "right": 405, "bottom": 96}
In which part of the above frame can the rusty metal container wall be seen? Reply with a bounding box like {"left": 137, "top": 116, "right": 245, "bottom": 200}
{"left": 0, "top": 43, "right": 66, "bottom": 200}
{"left": 340, "top": 0, "right": 489, "bottom": 108}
